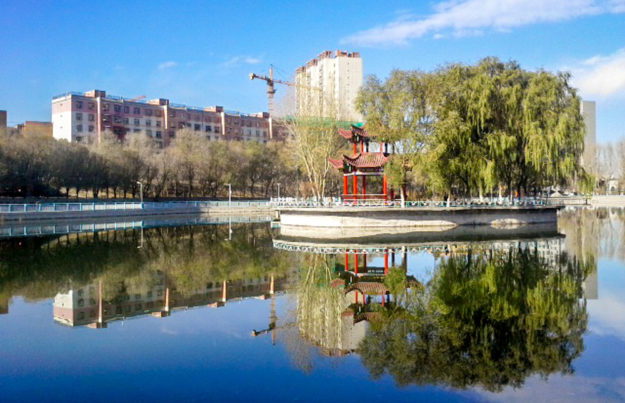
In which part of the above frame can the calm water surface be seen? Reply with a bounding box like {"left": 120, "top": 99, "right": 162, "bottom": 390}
{"left": 1, "top": 208, "right": 624, "bottom": 402}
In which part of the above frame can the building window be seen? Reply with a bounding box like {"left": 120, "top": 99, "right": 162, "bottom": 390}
{"left": 168, "top": 131, "right": 175, "bottom": 139}
{"left": 194, "top": 124, "right": 200, "bottom": 131}
{"left": 123, "top": 118, "right": 129, "bottom": 124}
{"left": 156, "top": 121, "right": 161, "bottom": 127}
{"left": 134, "top": 119, "right": 140, "bottom": 125}
{"left": 145, "top": 109, "right": 153, "bottom": 116}
{"left": 88, "top": 114, "right": 94, "bottom": 121}
{"left": 214, "top": 126, "right": 220, "bottom": 133}
{"left": 88, "top": 102, "right": 95, "bottom": 110}
{"left": 123, "top": 106, "right": 129, "bottom": 113}
{"left": 155, "top": 131, "right": 162, "bottom": 138}
{"left": 205, "top": 125, "right": 211, "bottom": 132}
{"left": 114, "top": 105, "right": 121, "bottom": 112}
{"left": 256, "top": 130, "right": 260, "bottom": 136}
{"left": 76, "top": 101, "right": 83, "bottom": 108}
{"left": 103, "top": 103, "right": 110, "bottom": 111}
{"left": 133, "top": 129, "right": 140, "bottom": 133}
{"left": 76, "top": 113, "right": 82, "bottom": 121}
{"left": 134, "top": 107, "right": 140, "bottom": 115}
{"left": 88, "top": 125, "right": 94, "bottom": 132}
{"left": 77, "top": 124, "right": 83, "bottom": 132}
{"left": 155, "top": 110, "right": 162, "bottom": 117}
{"left": 146, "top": 119, "right": 151, "bottom": 127}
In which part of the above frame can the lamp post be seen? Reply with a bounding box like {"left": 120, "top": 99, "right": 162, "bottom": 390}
{"left": 225, "top": 183, "right": 231, "bottom": 208}
{"left": 136, "top": 181, "right": 143, "bottom": 207}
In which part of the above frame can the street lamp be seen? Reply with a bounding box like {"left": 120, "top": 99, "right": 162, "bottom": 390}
{"left": 225, "top": 183, "right": 231, "bottom": 208}
{"left": 136, "top": 181, "right": 143, "bottom": 207}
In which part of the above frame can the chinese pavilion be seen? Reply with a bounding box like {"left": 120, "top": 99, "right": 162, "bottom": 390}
{"left": 328, "top": 125, "right": 390, "bottom": 200}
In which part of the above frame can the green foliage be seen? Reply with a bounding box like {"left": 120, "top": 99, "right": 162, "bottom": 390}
{"left": 359, "top": 247, "right": 592, "bottom": 391}
{"left": 357, "top": 58, "right": 592, "bottom": 198}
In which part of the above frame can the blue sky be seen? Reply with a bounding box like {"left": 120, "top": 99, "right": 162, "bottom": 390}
{"left": 1, "top": 0, "right": 624, "bottom": 142}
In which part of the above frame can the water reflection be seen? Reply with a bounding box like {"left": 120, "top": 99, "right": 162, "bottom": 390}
{"left": 0, "top": 223, "right": 293, "bottom": 324}
{"left": 289, "top": 234, "right": 595, "bottom": 391}
{"left": 2, "top": 209, "right": 625, "bottom": 400}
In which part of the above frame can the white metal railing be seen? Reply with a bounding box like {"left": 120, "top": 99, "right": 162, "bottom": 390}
{"left": 0, "top": 200, "right": 271, "bottom": 214}
{"left": 269, "top": 197, "right": 566, "bottom": 208}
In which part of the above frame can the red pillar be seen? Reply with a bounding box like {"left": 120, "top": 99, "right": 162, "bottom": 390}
{"left": 361, "top": 142, "right": 364, "bottom": 153}
{"left": 353, "top": 174, "right": 358, "bottom": 199}
{"left": 355, "top": 254, "right": 359, "bottom": 274}
{"left": 343, "top": 175, "right": 348, "bottom": 197}
{"left": 384, "top": 251, "right": 389, "bottom": 275}
{"left": 362, "top": 293, "right": 366, "bottom": 305}
{"left": 383, "top": 174, "right": 388, "bottom": 200}
{"left": 345, "top": 253, "right": 349, "bottom": 272}
{"left": 362, "top": 176, "right": 366, "bottom": 199}
{"left": 353, "top": 143, "right": 357, "bottom": 154}
{"left": 355, "top": 291, "right": 358, "bottom": 304}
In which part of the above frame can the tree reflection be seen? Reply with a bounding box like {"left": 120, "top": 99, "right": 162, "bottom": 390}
{"left": 359, "top": 247, "right": 593, "bottom": 391}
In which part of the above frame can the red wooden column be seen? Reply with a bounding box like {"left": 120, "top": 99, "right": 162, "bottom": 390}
{"left": 354, "top": 254, "right": 359, "bottom": 274}
{"left": 362, "top": 293, "right": 366, "bottom": 305}
{"left": 355, "top": 291, "right": 358, "bottom": 304}
{"left": 362, "top": 176, "right": 366, "bottom": 199}
{"left": 384, "top": 251, "right": 389, "bottom": 275}
{"left": 383, "top": 174, "right": 388, "bottom": 200}
{"left": 343, "top": 175, "right": 348, "bottom": 197}
{"left": 353, "top": 143, "right": 357, "bottom": 154}
{"left": 345, "top": 253, "right": 349, "bottom": 272}
{"left": 361, "top": 142, "right": 364, "bottom": 153}
{"left": 353, "top": 174, "right": 358, "bottom": 199}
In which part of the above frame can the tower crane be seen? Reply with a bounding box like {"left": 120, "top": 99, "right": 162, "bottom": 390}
{"left": 249, "top": 66, "right": 321, "bottom": 118}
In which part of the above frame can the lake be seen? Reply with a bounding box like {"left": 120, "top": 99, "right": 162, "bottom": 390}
{"left": 0, "top": 208, "right": 624, "bottom": 402}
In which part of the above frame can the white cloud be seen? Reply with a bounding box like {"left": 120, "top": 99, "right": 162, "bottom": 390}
{"left": 157, "top": 61, "right": 178, "bottom": 70}
{"left": 342, "top": 0, "right": 624, "bottom": 46}
{"left": 569, "top": 48, "right": 625, "bottom": 99}
{"left": 222, "top": 56, "right": 262, "bottom": 68}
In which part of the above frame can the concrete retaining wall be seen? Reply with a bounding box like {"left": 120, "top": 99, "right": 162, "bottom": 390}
{"left": 0, "top": 206, "right": 272, "bottom": 223}
{"left": 278, "top": 206, "right": 560, "bottom": 229}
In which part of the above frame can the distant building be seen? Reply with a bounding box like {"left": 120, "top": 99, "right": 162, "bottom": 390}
{"left": 52, "top": 89, "right": 284, "bottom": 147}
{"left": 16, "top": 121, "right": 52, "bottom": 138}
{"left": 581, "top": 100, "right": 597, "bottom": 175}
{"left": 295, "top": 50, "right": 363, "bottom": 122}
{"left": 0, "top": 110, "right": 6, "bottom": 137}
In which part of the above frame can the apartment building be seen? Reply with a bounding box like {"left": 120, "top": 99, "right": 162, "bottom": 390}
{"left": 581, "top": 100, "right": 597, "bottom": 175}
{"left": 16, "top": 121, "right": 53, "bottom": 137}
{"left": 52, "top": 89, "right": 280, "bottom": 147}
{"left": 295, "top": 50, "right": 363, "bottom": 122}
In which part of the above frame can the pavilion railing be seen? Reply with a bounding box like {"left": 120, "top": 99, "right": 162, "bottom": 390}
{"left": 270, "top": 197, "right": 565, "bottom": 208}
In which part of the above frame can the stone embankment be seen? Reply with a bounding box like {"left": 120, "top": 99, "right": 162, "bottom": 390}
{"left": 0, "top": 201, "right": 272, "bottom": 223}
{"left": 278, "top": 205, "right": 561, "bottom": 231}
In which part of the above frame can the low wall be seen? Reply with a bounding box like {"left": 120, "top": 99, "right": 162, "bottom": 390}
{"left": 278, "top": 206, "right": 561, "bottom": 229}
{"left": 0, "top": 206, "right": 272, "bottom": 223}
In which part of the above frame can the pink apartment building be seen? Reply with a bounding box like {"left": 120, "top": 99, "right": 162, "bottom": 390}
{"left": 52, "top": 89, "right": 281, "bottom": 147}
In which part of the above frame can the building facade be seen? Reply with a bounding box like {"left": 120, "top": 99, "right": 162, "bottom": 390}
{"left": 52, "top": 89, "right": 282, "bottom": 147}
{"left": 581, "top": 100, "right": 597, "bottom": 175}
{"left": 295, "top": 50, "right": 363, "bottom": 122}
{"left": 16, "top": 121, "right": 53, "bottom": 137}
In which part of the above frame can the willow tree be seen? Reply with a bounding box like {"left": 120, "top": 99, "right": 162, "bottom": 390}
{"left": 357, "top": 58, "right": 592, "bottom": 199}
{"left": 357, "top": 70, "right": 433, "bottom": 200}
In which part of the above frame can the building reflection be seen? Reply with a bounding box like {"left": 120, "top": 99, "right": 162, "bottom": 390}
{"left": 53, "top": 274, "right": 286, "bottom": 328}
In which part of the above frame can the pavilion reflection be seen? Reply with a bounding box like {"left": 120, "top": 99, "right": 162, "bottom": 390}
{"left": 279, "top": 228, "right": 596, "bottom": 390}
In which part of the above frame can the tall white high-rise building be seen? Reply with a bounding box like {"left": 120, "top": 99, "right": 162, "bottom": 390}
{"left": 581, "top": 100, "right": 597, "bottom": 175}
{"left": 295, "top": 50, "right": 363, "bottom": 122}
